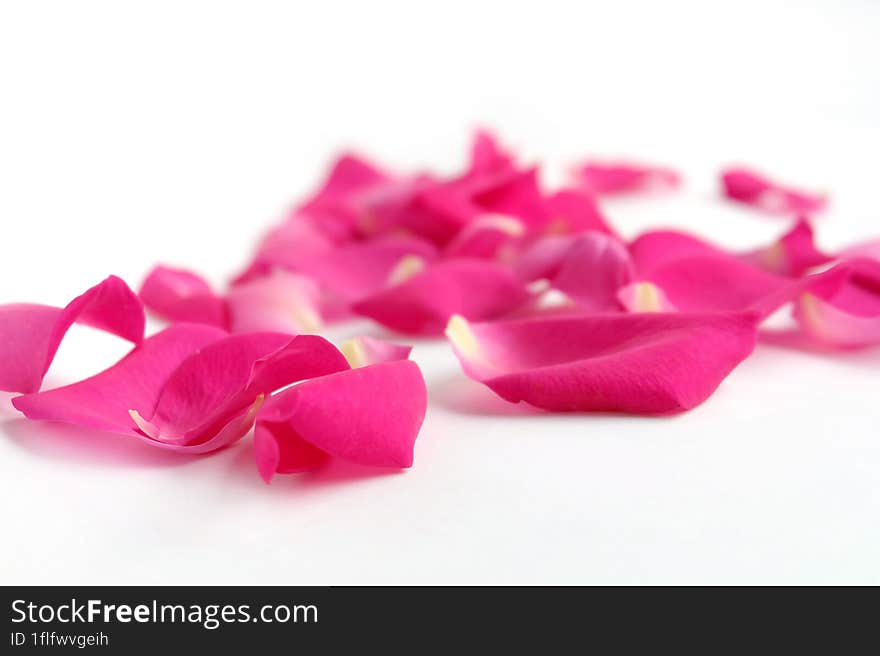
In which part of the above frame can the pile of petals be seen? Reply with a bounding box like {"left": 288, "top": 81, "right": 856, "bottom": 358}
{"left": 3, "top": 130, "right": 879, "bottom": 481}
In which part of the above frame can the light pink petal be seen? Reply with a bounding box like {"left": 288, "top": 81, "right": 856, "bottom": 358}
{"left": 572, "top": 161, "right": 681, "bottom": 195}
{"left": 446, "top": 312, "right": 757, "bottom": 414}
{"left": 352, "top": 258, "right": 532, "bottom": 335}
{"left": 226, "top": 270, "right": 323, "bottom": 335}
{"left": 550, "top": 232, "right": 635, "bottom": 311}
{"left": 254, "top": 360, "right": 427, "bottom": 481}
{"left": 543, "top": 189, "right": 617, "bottom": 236}
{"left": 839, "top": 238, "right": 880, "bottom": 263}
{"left": 0, "top": 276, "right": 144, "bottom": 393}
{"left": 793, "top": 258, "right": 880, "bottom": 347}
{"left": 742, "top": 218, "right": 831, "bottom": 276}
{"left": 443, "top": 214, "right": 525, "bottom": 260}
{"left": 339, "top": 336, "right": 413, "bottom": 368}
{"left": 720, "top": 167, "right": 828, "bottom": 215}
{"left": 139, "top": 265, "right": 227, "bottom": 327}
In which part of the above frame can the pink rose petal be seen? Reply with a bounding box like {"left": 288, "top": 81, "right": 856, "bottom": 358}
{"left": 13, "top": 326, "right": 350, "bottom": 453}
{"left": 254, "top": 359, "right": 427, "bottom": 482}
{"left": 352, "top": 258, "right": 532, "bottom": 335}
{"left": 720, "top": 167, "right": 828, "bottom": 215}
{"left": 793, "top": 258, "right": 880, "bottom": 347}
{"left": 446, "top": 312, "right": 757, "bottom": 413}
{"left": 542, "top": 189, "right": 617, "bottom": 236}
{"left": 139, "top": 265, "right": 227, "bottom": 327}
{"left": 0, "top": 276, "right": 144, "bottom": 394}
{"left": 572, "top": 160, "right": 681, "bottom": 195}
{"left": 742, "top": 218, "right": 831, "bottom": 276}
{"left": 550, "top": 232, "right": 635, "bottom": 311}
{"left": 629, "top": 230, "right": 726, "bottom": 275}
{"left": 443, "top": 214, "right": 525, "bottom": 260}
{"left": 468, "top": 129, "right": 515, "bottom": 177}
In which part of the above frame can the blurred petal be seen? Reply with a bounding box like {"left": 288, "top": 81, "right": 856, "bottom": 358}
{"left": 617, "top": 282, "right": 677, "bottom": 313}
{"left": 443, "top": 213, "right": 525, "bottom": 260}
{"left": 550, "top": 232, "right": 634, "bottom": 311}
{"left": 720, "top": 167, "right": 828, "bottom": 215}
{"left": 572, "top": 161, "right": 681, "bottom": 195}
{"left": 227, "top": 270, "right": 323, "bottom": 335}
{"left": 742, "top": 219, "right": 831, "bottom": 276}
{"left": 793, "top": 258, "right": 880, "bottom": 347}
{"left": 139, "top": 265, "right": 227, "bottom": 327}
{"left": 446, "top": 312, "right": 757, "bottom": 414}
{"left": 543, "top": 189, "right": 617, "bottom": 236}
{"left": 353, "top": 258, "right": 531, "bottom": 335}
{"left": 339, "top": 336, "right": 412, "bottom": 368}
{"left": 0, "top": 276, "right": 144, "bottom": 393}
{"left": 255, "top": 360, "right": 427, "bottom": 481}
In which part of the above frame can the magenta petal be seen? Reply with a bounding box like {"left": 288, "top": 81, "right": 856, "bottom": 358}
{"left": 254, "top": 360, "right": 428, "bottom": 481}
{"left": 742, "top": 219, "right": 831, "bottom": 276}
{"left": 720, "top": 167, "right": 828, "bottom": 215}
{"left": 226, "top": 270, "right": 322, "bottom": 335}
{"left": 641, "top": 254, "right": 791, "bottom": 315}
{"left": 468, "top": 129, "right": 515, "bottom": 177}
{"left": 543, "top": 189, "right": 616, "bottom": 236}
{"left": 352, "top": 258, "right": 531, "bottom": 335}
{"left": 339, "top": 336, "right": 413, "bottom": 367}
{"left": 629, "top": 230, "right": 727, "bottom": 275}
{"left": 139, "top": 265, "right": 227, "bottom": 327}
{"left": 446, "top": 312, "right": 757, "bottom": 413}
{"left": 572, "top": 161, "right": 681, "bottom": 195}
{"left": 443, "top": 214, "right": 525, "bottom": 260}
{"left": 142, "top": 332, "right": 350, "bottom": 445}
{"left": 12, "top": 323, "right": 227, "bottom": 436}
{"left": 471, "top": 168, "right": 547, "bottom": 226}
{"left": 0, "top": 276, "right": 144, "bottom": 393}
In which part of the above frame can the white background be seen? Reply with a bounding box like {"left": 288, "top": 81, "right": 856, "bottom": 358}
{"left": 1, "top": 0, "right": 878, "bottom": 584}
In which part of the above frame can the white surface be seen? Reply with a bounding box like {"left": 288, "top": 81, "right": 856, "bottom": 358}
{"left": 1, "top": 0, "right": 878, "bottom": 585}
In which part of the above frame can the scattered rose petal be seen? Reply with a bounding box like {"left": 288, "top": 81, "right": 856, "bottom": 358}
{"left": 139, "top": 265, "right": 227, "bottom": 327}
{"left": 550, "top": 232, "right": 634, "bottom": 311}
{"left": 226, "top": 270, "right": 323, "bottom": 335}
{"left": 720, "top": 167, "right": 828, "bottom": 215}
{"left": 446, "top": 312, "right": 757, "bottom": 413}
{"left": 13, "top": 326, "right": 350, "bottom": 453}
{"left": 443, "top": 213, "right": 525, "bottom": 260}
{"left": 542, "top": 189, "right": 616, "bottom": 236}
{"left": 572, "top": 161, "right": 681, "bottom": 195}
{"left": 254, "top": 360, "right": 428, "bottom": 481}
{"left": 0, "top": 276, "right": 144, "bottom": 394}
{"left": 353, "top": 258, "right": 532, "bottom": 335}
{"left": 742, "top": 218, "right": 831, "bottom": 276}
